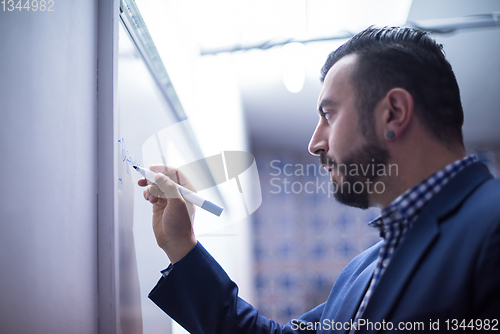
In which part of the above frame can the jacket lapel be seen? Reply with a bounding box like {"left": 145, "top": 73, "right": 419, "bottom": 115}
{"left": 360, "top": 161, "right": 493, "bottom": 325}
{"left": 360, "top": 208, "right": 438, "bottom": 325}
{"left": 332, "top": 259, "right": 378, "bottom": 334}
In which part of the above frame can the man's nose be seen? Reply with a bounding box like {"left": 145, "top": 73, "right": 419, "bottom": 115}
{"left": 308, "top": 123, "right": 328, "bottom": 156}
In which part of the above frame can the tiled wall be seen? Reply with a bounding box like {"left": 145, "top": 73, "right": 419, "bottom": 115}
{"left": 251, "top": 150, "right": 380, "bottom": 324}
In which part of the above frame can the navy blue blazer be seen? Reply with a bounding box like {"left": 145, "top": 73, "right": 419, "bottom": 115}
{"left": 149, "top": 162, "right": 500, "bottom": 333}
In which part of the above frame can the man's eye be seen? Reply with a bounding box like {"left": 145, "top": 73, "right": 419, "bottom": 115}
{"left": 323, "top": 112, "right": 333, "bottom": 121}
{"left": 319, "top": 110, "right": 334, "bottom": 123}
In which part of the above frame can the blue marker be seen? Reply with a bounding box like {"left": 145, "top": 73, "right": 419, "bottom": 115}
{"left": 133, "top": 165, "right": 223, "bottom": 217}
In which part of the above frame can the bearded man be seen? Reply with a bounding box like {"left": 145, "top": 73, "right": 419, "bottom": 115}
{"left": 140, "top": 27, "right": 500, "bottom": 333}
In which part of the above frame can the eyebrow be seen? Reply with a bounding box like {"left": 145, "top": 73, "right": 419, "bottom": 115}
{"left": 317, "top": 98, "right": 338, "bottom": 116}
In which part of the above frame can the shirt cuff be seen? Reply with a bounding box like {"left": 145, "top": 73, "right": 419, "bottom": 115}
{"left": 159, "top": 241, "right": 200, "bottom": 278}
{"left": 160, "top": 263, "right": 175, "bottom": 277}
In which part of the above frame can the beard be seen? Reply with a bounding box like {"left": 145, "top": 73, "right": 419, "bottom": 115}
{"left": 320, "top": 138, "right": 390, "bottom": 209}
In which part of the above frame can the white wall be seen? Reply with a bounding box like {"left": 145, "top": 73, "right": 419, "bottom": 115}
{"left": 0, "top": 2, "right": 99, "bottom": 333}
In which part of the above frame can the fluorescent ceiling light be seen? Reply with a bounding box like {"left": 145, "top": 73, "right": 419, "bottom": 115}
{"left": 282, "top": 42, "right": 306, "bottom": 93}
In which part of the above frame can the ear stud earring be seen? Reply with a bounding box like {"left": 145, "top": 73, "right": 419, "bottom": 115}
{"left": 386, "top": 130, "right": 395, "bottom": 139}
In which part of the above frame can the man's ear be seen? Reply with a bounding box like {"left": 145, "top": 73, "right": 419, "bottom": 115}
{"left": 379, "top": 88, "right": 414, "bottom": 140}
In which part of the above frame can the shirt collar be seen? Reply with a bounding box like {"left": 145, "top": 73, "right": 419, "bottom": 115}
{"left": 369, "top": 155, "right": 477, "bottom": 235}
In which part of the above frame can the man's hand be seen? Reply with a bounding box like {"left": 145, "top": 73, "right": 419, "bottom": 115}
{"left": 138, "top": 165, "right": 197, "bottom": 264}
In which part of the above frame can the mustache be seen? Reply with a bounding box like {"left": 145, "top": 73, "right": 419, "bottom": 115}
{"left": 320, "top": 153, "right": 336, "bottom": 168}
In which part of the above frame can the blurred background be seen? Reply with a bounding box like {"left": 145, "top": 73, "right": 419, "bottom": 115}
{"left": 134, "top": 0, "right": 500, "bottom": 327}
{"left": 1, "top": 0, "right": 499, "bottom": 333}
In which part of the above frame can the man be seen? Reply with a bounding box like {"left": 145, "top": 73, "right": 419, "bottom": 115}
{"left": 139, "top": 27, "right": 500, "bottom": 333}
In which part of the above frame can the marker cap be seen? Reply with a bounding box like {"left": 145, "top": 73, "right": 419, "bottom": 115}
{"left": 201, "top": 201, "right": 223, "bottom": 217}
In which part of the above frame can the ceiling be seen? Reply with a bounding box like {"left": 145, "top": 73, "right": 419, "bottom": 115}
{"left": 231, "top": 0, "right": 500, "bottom": 150}
{"left": 136, "top": 0, "right": 500, "bottom": 153}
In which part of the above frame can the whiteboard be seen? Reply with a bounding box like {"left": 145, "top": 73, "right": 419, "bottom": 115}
{"left": 116, "top": 15, "right": 191, "bottom": 334}
{"left": 114, "top": 1, "right": 261, "bottom": 332}
{"left": 116, "top": 4, "right": 229, "bottom": 332}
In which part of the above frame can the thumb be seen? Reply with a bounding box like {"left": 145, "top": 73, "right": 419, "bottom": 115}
{"left": 154, "top": 173, "right": 182, "bottom": 199}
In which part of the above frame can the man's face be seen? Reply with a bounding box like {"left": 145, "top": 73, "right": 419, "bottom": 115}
{"left": 308, "top": 54, "right": 389, "bottom": 209}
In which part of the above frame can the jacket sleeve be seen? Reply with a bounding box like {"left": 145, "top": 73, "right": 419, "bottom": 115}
{"left": 149, "top": 242, "right": 325, "bottom": 334}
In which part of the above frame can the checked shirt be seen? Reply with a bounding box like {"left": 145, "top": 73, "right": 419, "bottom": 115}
{"left": 351, "top": 155, "right": 477, "bottom": 330}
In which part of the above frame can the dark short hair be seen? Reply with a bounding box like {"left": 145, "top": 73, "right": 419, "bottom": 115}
{"left": 321, "top": 26, "right": 464, "bottom": 146}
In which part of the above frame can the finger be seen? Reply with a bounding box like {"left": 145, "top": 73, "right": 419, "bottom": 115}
{"left": 138, "top": 178, "right": 148, "bottom": 187}
{"left": 149, "top": 165, "right": 197, "bottom": 193}
{"left": 150, "top": 172, "right": 196, "bottom": 222}
{"left": 148, "top": 181, "right": 186, "bottom": 199}
{"left": 144, "top": 187, "right": 157, "bottom": 203}
{"left": 154, "top": 173, "right": 183, "bottom": 199}
{"left": 149, "top": 184, "right": 167, "bottom": 198}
